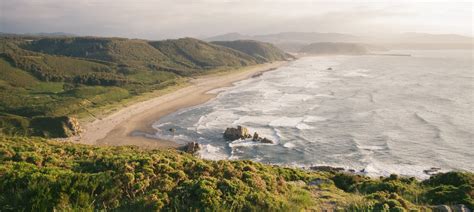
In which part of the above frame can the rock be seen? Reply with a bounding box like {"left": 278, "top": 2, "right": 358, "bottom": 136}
{"left": 260, "top": 137, "right": 273, "bottom": 144}
{"left": 327, "top": 67, "right": 333, "bottom": 70}
{"left": 185, "top": 142, "right": 201, "bottom": 154}
{"left": 30, "top": 116, "right": 82, "bottom": 138}
{"left": 169, "top": 128, "right": 176, "bottom": 133}
{"left": 424, "top": 167, "right": 442, "bottom": 175}
{"left": 223, "top": 126, "right": 252, "bottom": 141}
{"left": 431, "top": 205, "right": 452, "bottom": 212}
{"left": 310, "top": 166, "right": 345, "bottom": 173}
{"left": 252, "top": 132, "right": 259, "bottom": 141}
{"left": 451, "top": 204, "right": 470, "bottom": 212}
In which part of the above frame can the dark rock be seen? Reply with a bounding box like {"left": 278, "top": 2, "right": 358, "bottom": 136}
{"left": 260, "top": 137, "right": 273, "bottom": 144}
{"left": 310, "top": 166, "right": 345, "bottom": 173}
{"left": 327, "top": 67, "right": 333, "bottom": 70}
{"left": 223, "top": 125, "right": 252, "bottom": 141}
{"left": 30, "top": 116, "right": 82, "bottom": 138}
{"left": 424, "top": 167, "right": 442, "bottom": 175}
{"left": 431, "top": 205, "right": 452, "bottom": 212}
{"left": 185, "top": 142, "right": 201, "bottom": 154}
{"left": 169, "top": 128, "right": 176, "bottom": 133}
{"left": 252, "top": 132, "right": 259, "bottom": 141}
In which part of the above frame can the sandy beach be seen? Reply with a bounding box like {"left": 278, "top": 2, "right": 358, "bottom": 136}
{"left": 71, "top": 61, "right": 288, "bottom": 149}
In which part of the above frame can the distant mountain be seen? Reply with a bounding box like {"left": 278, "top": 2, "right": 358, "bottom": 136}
{"left": 299, "top": 42, "right": 373, "bottom": 55}
{"left": 211, "top": 40, "right": 293, "bottom": 62}
{"left": 206, "top": 32, "right": 360, "bottom": 44}
{"left": 208, "top": 32, "right": 473, "bottom": 51}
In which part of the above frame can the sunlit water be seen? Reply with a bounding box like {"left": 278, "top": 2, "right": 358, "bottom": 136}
{"left": 151, "top": 50, "right": 473, "bottom": 178}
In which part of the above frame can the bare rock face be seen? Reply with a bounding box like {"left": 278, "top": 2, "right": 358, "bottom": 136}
{"left": 64, "top": 117, "right": 82, "bottom": 136}
{"left": 185, "top": 142, "right": 201, "bottom": 154}
{"left": 223, "top": 126, "right": 252, "bottom": 141}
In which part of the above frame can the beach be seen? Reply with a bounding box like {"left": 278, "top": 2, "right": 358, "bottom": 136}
{"left": 71, "top": 61, "right": 288, "bottom": 149}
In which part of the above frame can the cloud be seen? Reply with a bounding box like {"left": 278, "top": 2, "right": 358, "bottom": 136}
{"left": 0, "top": 0, "right": 472, "bottom": 39}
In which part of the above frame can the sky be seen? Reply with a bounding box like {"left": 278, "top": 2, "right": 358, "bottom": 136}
{"left": 0, "top": 0, "right": 472, "bottom": 39}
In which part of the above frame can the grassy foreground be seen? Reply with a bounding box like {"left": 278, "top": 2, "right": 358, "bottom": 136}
{"left": 0, "top": 135, "right": 472, "bottom": 211}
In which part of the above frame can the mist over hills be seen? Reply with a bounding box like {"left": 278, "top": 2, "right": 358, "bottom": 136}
{"left": 207, "top": 32, "right": 473, "bottom": 52}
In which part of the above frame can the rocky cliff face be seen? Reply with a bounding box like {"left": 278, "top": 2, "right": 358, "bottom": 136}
{"left": 30, "top": 116, "right": 82, "bottom": 138}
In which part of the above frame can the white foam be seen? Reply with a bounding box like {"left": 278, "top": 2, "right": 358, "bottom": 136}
{"left": 343, "top": 69, "right": 371, "bottom": 77}
{"left": 283, "top": 142, "right": 296, "bottom": 148}
{"left": 198, "top": 144, "right": 229, "bottom": 160}
{"left": 296, "top": 123, "right": 314, "bottom": 130}
{"left": 303, "top": 116, "right": 327, "bottom": 123}
{"left": 269, "top": 117, "right": 303, "bottom": 127}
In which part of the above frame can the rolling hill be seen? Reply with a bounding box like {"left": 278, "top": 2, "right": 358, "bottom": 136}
{"left": 211, "top": 40, "right": 293, "bottom": 62}
{"left": 0, "top": 36, "right": 289, "bottom": 137}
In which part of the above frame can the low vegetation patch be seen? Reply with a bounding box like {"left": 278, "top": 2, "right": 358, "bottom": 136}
{"left": 0, "top": 135, "right": 472, "bottom": 211}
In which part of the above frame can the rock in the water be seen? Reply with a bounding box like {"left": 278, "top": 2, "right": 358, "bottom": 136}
{"left": 185, "top": 142, "right": 201, "bottom": 154}
{"left": 260, "top": 137, "right": 273, "bottom": 144}
{"left": 223, "top": 125, "right": 252, "bottom": 141}
{"left": 169, "top": 128, "right": 176, "bottom": 133}
{"left": 252, "top": 132, "right": 259, "bottom": 141}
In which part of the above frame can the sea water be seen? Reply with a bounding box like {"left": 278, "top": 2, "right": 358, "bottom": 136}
{"left": 152, "top": 50, "right": 473, "bottom": 178}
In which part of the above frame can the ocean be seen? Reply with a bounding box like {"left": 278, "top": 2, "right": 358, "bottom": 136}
{"left": 151, "top": 50, "right": 473, "bottom": 178}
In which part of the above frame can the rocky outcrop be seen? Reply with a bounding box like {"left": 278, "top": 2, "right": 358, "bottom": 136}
{"left": 185, "top": 142, "right": 201, "bottom": 154}
{"left": 224, "top": 126, "right": 252, "bottom": 141}
{"left": 251, "top": 132, "right": 274, "bottom": 143}
{"left": 30, "top": 116, "right": 82, "bottom": 138}
{"left": 224, "top": 126, "right": 274, "bottom": 144}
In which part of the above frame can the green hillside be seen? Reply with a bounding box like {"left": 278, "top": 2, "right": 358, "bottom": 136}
{"left": 0, "top": 135, "right": 472, "bottom": 211}
{"left": 212, "top": 40, "right": 294, "bottom": 62}
{"left": 0, "top": 36, "right": 289, "bottom": 137}
{"left": 149, "top": 38, "right": 260, "bottom": 75}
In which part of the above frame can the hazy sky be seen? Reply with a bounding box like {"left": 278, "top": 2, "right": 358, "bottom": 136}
{"left": 1, "top": 0, "right": 472, "bottom": 39}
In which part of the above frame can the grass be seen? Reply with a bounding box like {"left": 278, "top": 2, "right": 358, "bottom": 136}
{"left": 0, "top": 135, "right": 472, "bottom": 211}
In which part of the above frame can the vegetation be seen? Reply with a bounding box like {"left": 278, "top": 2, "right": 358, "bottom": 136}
{"left": 0, "top": 36, "right": 289, "bottom": 137}
{"left": 0, "top": 135, "right": 472, "bottom": 211}
{"left": 212, "top": 40, "right": 293, "bottom": 62}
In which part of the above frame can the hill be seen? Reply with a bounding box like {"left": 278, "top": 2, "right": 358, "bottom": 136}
{"left": 0, "top": 135, "right": 472, "bottom": 211}
{"left": 206, "top": 32, "right": 361, "bottom": 43}
{"left": 149, "top": 38, "right": 259, "bottom": 74}
{"left": 211, "top": 40, "right": 293, "bottom": 62}
{"left": 0, "top": 36, "right": 288, "bottom": 137}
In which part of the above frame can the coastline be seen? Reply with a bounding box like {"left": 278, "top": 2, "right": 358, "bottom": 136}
{"left": 70, "top": 61, "right": 289, "bottom": 149}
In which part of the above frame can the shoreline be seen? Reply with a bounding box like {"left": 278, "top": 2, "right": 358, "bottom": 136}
{"left": 70, "top": 61, "right": 289, "bottom": 149}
